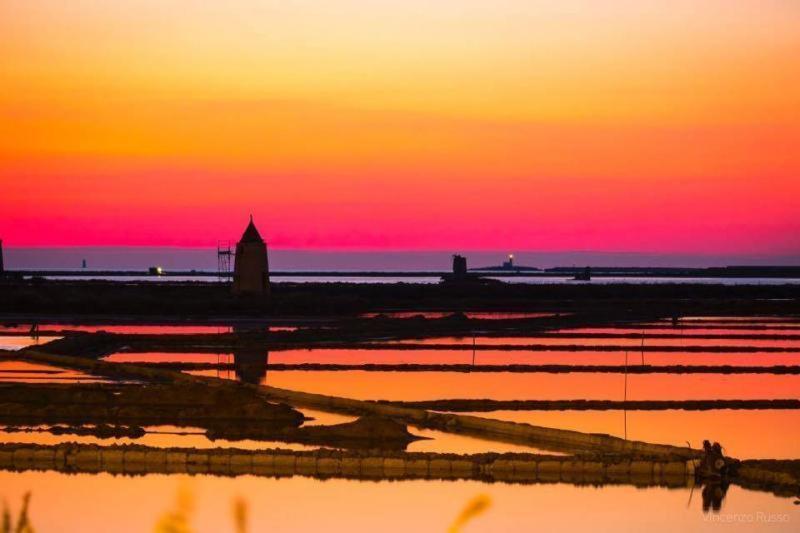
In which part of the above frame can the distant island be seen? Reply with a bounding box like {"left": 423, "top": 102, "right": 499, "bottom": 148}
{"left": 470, "top": 254, "right": 541, "bottom": 273}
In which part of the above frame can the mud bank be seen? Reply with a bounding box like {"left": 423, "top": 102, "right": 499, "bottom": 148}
{"left": 0, "top": 382, "right": 303, "bottom": 429}
{"left": 736, "top": 460, "right": 800, "bottom": 497}
{"left": 206, "top": 415, "right": 424, "bottom": 450}
{"left": 15, "top": 349, "right": 701, "bottom": 459}
{"left": 0, "top": 382, "right": 422, "bottom": 450}
{"left": 3, "top": 442, "right": 794, "bottom": 497}
{"left": 4, "top": 280, "right": 800, "bottom": 327}
{"left": 2, "top": 423, "right": 146, "bottom": 439}
{"left": 0, "top": 442, "right": 697, "bottom": 486}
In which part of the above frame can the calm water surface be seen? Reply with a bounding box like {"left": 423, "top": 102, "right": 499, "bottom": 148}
{"left": 0, "top": 336, "right": 60, "bottom": 351}
{"left": 106, "top": 349, "right": 800, "bottom": 367}
{"left": 0, "top": 360, "right": 104, "bottom": 383}
{"left": 457, "top": 410, "right": 800, "bottom": 459}
{"left": 381, "top": 336, "right": 800, "bottom": 349}
{"left": 0, "top": 471, "right": 796, "bottom": 532}
{"left": 0, "top": 408, "right": 541, "bottom": 455}
{"left": 558, "top": 327, "right": 800, "bottom": 335}
{"left": 258, "top": 371, "right": 800, "bottom": 401}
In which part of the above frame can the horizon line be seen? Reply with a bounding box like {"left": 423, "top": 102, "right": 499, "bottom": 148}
{"left": 3, "top": 244, "right": 799, "bottom": 258}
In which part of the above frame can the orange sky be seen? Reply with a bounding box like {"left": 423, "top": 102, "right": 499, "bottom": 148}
{"left": 1, "top": 0, "right": 799, "bottom": 252}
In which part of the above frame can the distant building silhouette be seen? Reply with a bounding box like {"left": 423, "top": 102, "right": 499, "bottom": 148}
{"left": 452, "top": 254, "right": 468, "bottom": 278}
{"left": 442, "top": 253, "right": 497, "bottom": 284}
{"left": 0, "top": 239, "right": 4, "bottom": 275}
{"left": 573, "top": 266, "right": 592, "bottom": 281}
{"left": 233, "top": 216, "right": 270, "bottom": 295}
{"left": 471, "top": 253, "right": 540, "bottom": 272}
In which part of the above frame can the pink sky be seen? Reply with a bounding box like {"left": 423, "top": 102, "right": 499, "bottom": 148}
{"left": 1, "top": 1, "right": 799, "bottom": 254}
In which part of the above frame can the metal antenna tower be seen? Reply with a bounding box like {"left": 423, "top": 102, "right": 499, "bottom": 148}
{"left": 217, "top": 241, "right": 232, "bottom": 282}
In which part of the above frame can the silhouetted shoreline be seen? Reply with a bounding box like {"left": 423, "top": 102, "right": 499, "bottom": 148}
{"left": 2, "top": 277, "right": 800, "bottom": 319}
{"left": 8, "top": 265, "right": 800, "bottom": 279}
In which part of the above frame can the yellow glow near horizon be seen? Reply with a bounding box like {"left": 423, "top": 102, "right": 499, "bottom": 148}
{"left": 1, "top": 1, "right": 799, "bottom": 251}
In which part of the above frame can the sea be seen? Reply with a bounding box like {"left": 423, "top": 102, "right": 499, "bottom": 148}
{"left": 4, "top": 247, "right": 800, "bottom": 285}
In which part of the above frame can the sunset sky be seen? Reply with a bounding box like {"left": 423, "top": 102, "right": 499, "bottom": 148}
{"left": 1, "top": 1, "right": 799, "bottom": 254}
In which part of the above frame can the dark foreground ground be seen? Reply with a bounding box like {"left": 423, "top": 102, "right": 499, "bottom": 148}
{"left": 2, "top": 278, "right": 800, "bottom": 319}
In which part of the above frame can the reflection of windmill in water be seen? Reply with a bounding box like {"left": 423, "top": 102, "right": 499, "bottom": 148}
{"left": 623, "top": 351, "right": 629, "bottom": 440}
{"left": 231, "top": 326, "right": 270, "bottom": 384}
{"left": 233, "top": 347, "right": 269, "bottom": 384}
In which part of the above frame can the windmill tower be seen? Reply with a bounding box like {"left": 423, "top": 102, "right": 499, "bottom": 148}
{"left": 232, "top": 216, "right": 270, "bottom": 295}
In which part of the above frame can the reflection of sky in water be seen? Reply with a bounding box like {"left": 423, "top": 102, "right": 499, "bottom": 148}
{"left": 457, "top": 409, "right": 800, "bottom": 460}
{"left": 558, "top": 327, "right": 800, "bottom": 335}
{"left": 660, "top": 316, "right": 800, "bottom": 322}
{"left": 360, "top": 311, "right": 561, "bottom": 319}
{"left": 106, "top": 349, "right": 800, "bottom": 367}
{"left": 0, "top": 406, "right": 546, "bottom": 456}
{"left": 0, "top": 336, "right": 60, "bottom": 352}
{"left": 261, "top": 371, "right": 800, "bottom": 402}
{"left": 1, "top": 304, "right": 798, "bottom": 532}
{"left": 382, "top": 335, "right": 800, "bottom": 349}
{"left": 0, "top": 359, "right": 109, "bottom": 383}
{"left": 0, "top": 471, "right": 796, "bottom": 532}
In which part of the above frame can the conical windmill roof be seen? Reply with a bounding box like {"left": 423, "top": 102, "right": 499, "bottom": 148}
{"left": 239, "top": 216, "right": 264, "bottom": 243}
